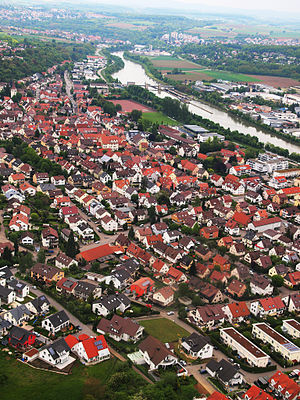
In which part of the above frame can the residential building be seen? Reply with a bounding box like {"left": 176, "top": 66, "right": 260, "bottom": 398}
{"left": 139, "top": 335, "right": 178, "bottom": 371}
{"left": 181, "top": 332, "right": 213, "bottom": 360}
{"left": 220, "top": 327, "right": 270, "bottom": 367}
{"left": 252, "top": 323, "right": 300, "bottom": 363}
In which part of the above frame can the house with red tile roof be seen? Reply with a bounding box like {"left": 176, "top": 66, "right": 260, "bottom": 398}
{"left": 227, "top": 279, "right": 247, "bottom": 298}
{"left": 130, "top": 277, "right": 154, "bottom": 297}
{"left": 250, "top": 296, "right": 286, "bottom": 317}
{"left": 269, "top": 371, "right": 300, "bottom": 400}
{"left": 200, "top": 226, "right": 219, "bottom": 240}
{"left": 207, "top": 392, "right": 230, "bottom": 400}
{"left": 65, "top": 334, "right": 110, "bottom": 365}
{"left": 213, "top": 254, "right": 230, "bottom": 272}
{"left": 223, "top": 301, "right": 250, "bottom": 323}
{"left": 243, "top": 385, "right": 275, "bottom": 400}
{"left": 284, "top": 271, "right": 300, "bottom": 288}
{"left": 78, "top": 243, "right": 124, "bottom": 263}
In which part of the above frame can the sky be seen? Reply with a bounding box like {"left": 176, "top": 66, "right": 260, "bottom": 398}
{"left": 84, "top": 0, "right": 300, "bottom": 15}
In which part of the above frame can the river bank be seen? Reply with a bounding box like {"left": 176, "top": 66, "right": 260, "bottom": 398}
{"left": 113, "top": 51, "right": 300, "bottom": 156}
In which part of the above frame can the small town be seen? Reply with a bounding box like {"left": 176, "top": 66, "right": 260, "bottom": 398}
{"left": 0, "top": 2, "right": 299, "bottom": 400}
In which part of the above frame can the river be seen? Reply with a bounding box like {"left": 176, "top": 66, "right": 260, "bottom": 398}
{"left": 112, "top": 52, "right": 300, "bottom": 154}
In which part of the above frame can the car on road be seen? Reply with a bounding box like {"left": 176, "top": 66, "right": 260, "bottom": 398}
{"left": 167, "top": 311, "right": 174, "bottom": 316}
{"left": 145, "top": 304, "right": 152, "bottom": 308}
{"left": 32, "top": 286, "right": 37, "bottom": 290}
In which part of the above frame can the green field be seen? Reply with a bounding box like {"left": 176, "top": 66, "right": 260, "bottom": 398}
{"left": 142, "top": 111, "right": 178, "bottom": 126}
{"left": 140, "top": 318, "right": 189, "bottom": 342}
{"left": 148, "top": 55, "right": 179, "bottom": 61}
{"left": 155, "top": 66, "right": 202, "bottom": 71}
{"left": 0, "top": 353, "right": 122, "bottom": 400}
{"left": 200, "top": 69, "right": 261, "bottom": 82}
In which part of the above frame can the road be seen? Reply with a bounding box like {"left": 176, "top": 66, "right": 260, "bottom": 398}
{"left": 18, "top": 279, "right": 152, "bottom": 384}
{"left": 64, "top": 70, "right": 77, "bottom": 112}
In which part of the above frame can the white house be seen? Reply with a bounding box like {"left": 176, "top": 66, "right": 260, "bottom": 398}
{"left": 42, "top": 310, "right": 70, "bottom": 334}
{"left": 39, "top": 338, "right": 71, "bottom": 366}
{"left": 92, "top": 293, "right": 131, "bottom": 317}
{"left": 181, "top": 332, "right": 213, "bottom": 360}
{"left": 97, "top": 315, "right": 144, "bottom": 343}
{"left": 139, "top": 335, "right": 178, "bottom": 371}
{"left": 100, "top": 215, "right": 118, "bottom": 232}
{"left": 66, "top": 334, "right": 110, "bottom": 365}
{"left": 152, "top": 286, "right": 174, "bottom": 307}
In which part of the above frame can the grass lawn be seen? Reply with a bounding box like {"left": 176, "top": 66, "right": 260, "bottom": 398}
{"left": 140, "top": 318, "right": 189, "bottom": 342}
{"left": 0, "top": 352, "right": 121, "bottom": 400}
{"left": 142, "top": 111, "right": 177, "bottom": 126}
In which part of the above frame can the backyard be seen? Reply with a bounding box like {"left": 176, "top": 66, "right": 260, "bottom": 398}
{"left": 0, "top": 352, "right": 121, "bottom": 400}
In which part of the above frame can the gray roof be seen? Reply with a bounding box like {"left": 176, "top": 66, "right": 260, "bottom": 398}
{"left": 0, "top": 285, "right": 14, "bottom": 301}
{"left": 9, "top": 304, "right": 31, "bottom": 321}
{"left": 207, "top": 359, "right": 239, "bottom": 384}
{"left": 47, "top": 310, "right": 69, "bottom": 328}
{"left": 30, "top": 295, "right": 50, "bottom": 313}
{"left": 182, "top": 332, "right": 210, "bottom": 352}
{"left": 42, "top": 338, "right": 70, "bottom": 360}
{"left": 93, "top": 293, "right": 130, "bottom": 312}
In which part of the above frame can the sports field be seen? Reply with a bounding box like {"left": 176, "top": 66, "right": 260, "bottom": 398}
{"left": 110, "top": 99, "right": 153, "bottom": 113}
{"left": 142, "top": 111, "right": 177, "bottom": 126}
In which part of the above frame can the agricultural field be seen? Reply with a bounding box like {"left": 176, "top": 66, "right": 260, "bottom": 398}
{"left": 142, "top": 111, "right": 178, "bottom": 126}
{"left": 187, "top": 23, "right": 300, "bottom": 40}
{"left": 140, "top": 318, "right": 189, "bottom": 342}
{"left": 150, "top": 57, "right": 201, "bottom": 70}
{"left": 198, "top": 69, "right": 260, "bottom": 83}
{"left": 149, "top": 55, "right": 262, "bottom": 83}
{"left": 247, "top": 75, "right": 300, "bottom": 88}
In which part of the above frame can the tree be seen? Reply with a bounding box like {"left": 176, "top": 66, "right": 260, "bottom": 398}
{"left": 37, "top": 249, "right": 46, "bottom": 264}
{"left": 19, "top": 252, "right": 34, "bottom": 273}
{"left": 130, "top": 109, "right": 142, "bottom": 122}
{"left": 131, "top": 194, "right": 138, "bottom": 204}
{"left": 271, "top": 275, "right": 284, "bottom": 287}
{"left": 128, "top": 226, "right": 135, "bottom": 240}
{"left": 148, "top": 206, "right": 156, "bottom": 224}
{"left": 2, "top": 247, "right": 12, "bottom": 263}
{"left": 65, "top": 231, "right": 79, "bottom": 258}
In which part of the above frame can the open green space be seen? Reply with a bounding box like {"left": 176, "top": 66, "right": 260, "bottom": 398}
{"left": 148, "top": 55, "right": 179, "bottom": 61}
{"left": 0, "top": 353, "right": 121, "bottom": 400}
{"left": 155, "top": 66, "right": 203, "bottom": 71}
{"left": 142, "top": 111, "right": 178, "bottom": 126}
{"left": 197, "top": 69, "right": 261, "bottom": 82}
{"left": 140, "top": 318, "right": 189, "bottom": 342}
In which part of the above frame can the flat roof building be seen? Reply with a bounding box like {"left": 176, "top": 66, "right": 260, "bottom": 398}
{"left": 220, "top": 327, "right": 270, "bottom": 368}
{"left": 253, "top": 323, "right": 300, "bottom": 364}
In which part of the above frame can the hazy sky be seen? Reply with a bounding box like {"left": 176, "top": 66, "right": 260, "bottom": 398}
{"left": 86, "top": 0, "right": 300, "bottom": 14}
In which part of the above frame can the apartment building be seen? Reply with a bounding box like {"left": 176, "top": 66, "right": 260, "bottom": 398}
{"left": 220, "top": 327, "right": 270, "bottom": 368}
{"left": 282, "top": 319, "right": 300, "bottom": 339}
{"left": 252, "top": 323, "right": 300, "bottom": 363}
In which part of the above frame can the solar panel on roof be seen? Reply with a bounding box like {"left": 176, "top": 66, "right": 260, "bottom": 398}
{"left": 49, "top": 347, "right": 56, "bottom": 356}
